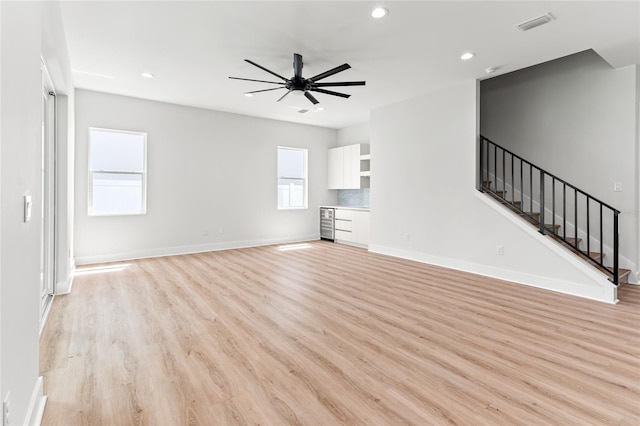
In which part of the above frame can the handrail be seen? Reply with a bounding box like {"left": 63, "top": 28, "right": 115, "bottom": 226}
{"left": 480, "top": 136, "right": 619, "bottom": 213}
{"left": 479, "top": 135, "right": 620, "bottom": 285}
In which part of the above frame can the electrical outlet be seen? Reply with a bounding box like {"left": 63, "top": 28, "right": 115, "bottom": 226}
{"left": 403, "top": 233, "right": 411, "bottom": 241}
{"left": 496, "top": 245, "right": 504, "bottom": 256}
{"left": 203, "top": 228, "right": 208, "bottom": 237}
{"left": 613, "top": 182, "right": 622, "bottom": 192}
{"left": 3, "top": 392, "right": 10, "bottom": 426}
{"left": 218, "top": 227, "right": 223, "bottom": 234}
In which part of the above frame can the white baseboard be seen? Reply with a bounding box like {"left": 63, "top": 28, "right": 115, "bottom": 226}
{"left": 74, "top": 234, "right": 320, "bottom": 265}
{"left": 369, "top": 244, "right": 616, "bottom": 304}
{"left": 24, "top": 376, "right": 47, "bottom": 426}
{"left": 39, "top": 296, "right": 55, "bottom": 336}
{"left": 368, "top": 191, "right": 617, "bottom": 304}
{"left": 55, "top": 273, "right": 74, "bottom": 295}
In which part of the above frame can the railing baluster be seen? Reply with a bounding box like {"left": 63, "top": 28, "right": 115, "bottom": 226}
{"left": 552, "top": 177, "right": 556, "bottom": 231}
{"left": 479, "top": 138, "right": 484, "bottom": 190}
{"left": 502, "top": 149, "right": 505, "bottom": 199}
{"left": 493, "top": 145, "right": 498, "bottom": 195}
{"left": 539, "top": 171, "right": 545, "bottom": 234}
{"left": 529, "top": 164, "right": 533, "bottom": 214}
{"left": 613, "top": 212, "right": 619, "bottom": 285}
{"left": 511, "top": 154, "right": 514, "bottom": 204}
{"left": 574, "top": 189, "right": 578, "bottom": 246}
{"left": 563, "top": 183, "right": 567, "bottom": 242}
{"left": 586, "top": 197, "right": 590, "bottom": 256}
{"left": 520, "top": 158, "right": 523, "bottom": 210}
{"left": 600, "top": 204, "right": 603, "bottom": 265}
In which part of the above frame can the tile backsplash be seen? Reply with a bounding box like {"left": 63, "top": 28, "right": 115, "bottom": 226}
{"left": 337, "top": 188, "right": 370, "bottom": 207}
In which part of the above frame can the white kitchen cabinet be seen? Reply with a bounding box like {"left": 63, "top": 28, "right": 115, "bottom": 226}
{"left": 327, "top": 147, "right": 344, "bottom": 189}
{"left": 343, "top": 144, "right": 360, "bottom": 189}
{"left": 334, "top": 208, "right": 370, "bottom": 247}
{"left": 351, "top": 210, "right": 370, "bottom": 246}
{"left": 327, "top": 144, "right": 369, "bottom": 190}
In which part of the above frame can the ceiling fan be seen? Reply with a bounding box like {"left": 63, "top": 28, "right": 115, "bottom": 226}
{"left": 229, "top": 53, "right": 365, "bottom": 105}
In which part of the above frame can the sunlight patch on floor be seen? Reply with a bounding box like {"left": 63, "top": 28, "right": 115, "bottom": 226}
{"left": 74, "top": 264, "right": 130, "bottom": 276}
{"left": 276, "top": 243, "right": 313, "bottom": 252}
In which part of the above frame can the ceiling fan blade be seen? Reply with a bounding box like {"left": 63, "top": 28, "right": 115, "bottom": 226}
{"left": 293, "top": 53, "right": 303, "bottom": 79}
{"left": 244, "top": 59, "right": 288, "bottom": 81}
{"left": 277, "top": 90, "right": 293, "bottom": 102}
{"left": 304, "top": 92, "right": 319, "bottom": 105}
{"left": 309, "top": 88, "right": 351, "bottom": 98}
{"left": 229, "top": 77, "right": 286, "bottom": 85}
{"left": 245, "top": 87, "right": 286, "bottom": 94}
{"left": 309, "top": 63, "right": 351, "bottom": 82}
{"left": 312, "top": 81, "right": 366, "bottom": 87}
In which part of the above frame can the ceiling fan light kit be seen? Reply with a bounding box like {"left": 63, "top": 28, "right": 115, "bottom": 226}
{"left": 229, "top": 53, "right": 366, "bottom": 105}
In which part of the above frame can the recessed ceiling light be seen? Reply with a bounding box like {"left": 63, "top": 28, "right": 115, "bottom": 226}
{"left": 485, "top": 67, "right": 498, "bottom": 74}
{"left": 140, "top": 72, "right": 154, "bottom": 79}
{"left": 244, "top": 93, "right": 253, "bottom": 98}
{"left": 371, "top": 7, "right": 388, "bottom": 19}
{"left": 460, "top": 52, "right": 475, "bottom": 61}
{"left": 316, "top": 106, "right": 324, "bottom": 111}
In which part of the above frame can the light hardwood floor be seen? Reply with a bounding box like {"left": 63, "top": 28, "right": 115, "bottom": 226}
{"left": 41, "top": 241, "right": 640, "bottom": 425}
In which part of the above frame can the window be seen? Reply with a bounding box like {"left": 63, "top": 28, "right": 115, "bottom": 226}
{"left": 277, "top": 147, "right": 307, "bottom": 209}
{"left": 88, "top": 128, "right": 147, "bottom": 215}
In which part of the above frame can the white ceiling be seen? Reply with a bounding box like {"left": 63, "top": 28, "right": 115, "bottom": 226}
{"left": 60, "top": 1, "right": 639, "bottom": 129}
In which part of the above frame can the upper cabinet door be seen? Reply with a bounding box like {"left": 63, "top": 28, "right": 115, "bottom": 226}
{"left": 328, "top": 147, "right": 344, "bottom": 189}
{"left": 343, "top": 144, "right": 361, "bottom": 189}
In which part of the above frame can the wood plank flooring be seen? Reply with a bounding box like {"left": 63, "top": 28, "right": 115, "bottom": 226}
{"left": 40, "top": 241, "right": 640, "bottom": 425}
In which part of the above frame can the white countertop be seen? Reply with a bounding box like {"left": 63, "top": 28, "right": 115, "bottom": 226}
{"left": 320, "top": 205, "right": 370, "bottom": 212}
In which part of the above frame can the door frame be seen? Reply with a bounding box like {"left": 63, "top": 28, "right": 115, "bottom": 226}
{"left": 40, "top": 59, "right": 56, "bottom": 325}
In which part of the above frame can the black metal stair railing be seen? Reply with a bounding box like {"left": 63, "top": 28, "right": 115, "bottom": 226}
{"left": 479, "top": 136, "right": 620, "bottom": 285}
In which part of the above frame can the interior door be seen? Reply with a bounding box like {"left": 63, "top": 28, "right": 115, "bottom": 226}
{"left": 40, "top": 63, "right": 56, "bottom": 319}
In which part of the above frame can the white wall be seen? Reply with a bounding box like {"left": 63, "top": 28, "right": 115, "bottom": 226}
{"left": 1, "top": 2, "right": 42, "bottom": 423}
{"left": 0, "top": 0, "right": 3, "bottom": 402}
{"left": 337, "top": 122, "right": 369, "bottom": 147}
{"left": 74, "top": 90, "right": 337, "bottom": 263}
{"left": 480, "top": 50, "right": 638, "bottom": 274}
{"left": 54, "top": 94, "right": 76, "bottom": 293}
{"left": 369, "top": 80, "right": 617, "bottom": 303}
{"left": 0, "top": 1, "right": 71, "bottom": 423}
{"left": 637, "top": 66, "right": 640, "bottom": 281}
{"left": 41, "top": 0, "right": 75, "bottom": 294}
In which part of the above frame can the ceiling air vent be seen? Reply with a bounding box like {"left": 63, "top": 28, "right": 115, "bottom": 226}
{"left": 516, "top": 13, "right": 554, "bottom": 31}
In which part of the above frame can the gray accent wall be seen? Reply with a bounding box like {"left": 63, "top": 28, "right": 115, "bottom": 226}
{"left": 481, "top": 49, "right": 638, "bottom": 273}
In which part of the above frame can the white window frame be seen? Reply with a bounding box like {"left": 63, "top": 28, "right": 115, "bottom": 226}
{"left": 277, "top": 146, "right": 308, "bottom": 210}
{"left": 88, "top": 127, "right": 147, "bottom": 216}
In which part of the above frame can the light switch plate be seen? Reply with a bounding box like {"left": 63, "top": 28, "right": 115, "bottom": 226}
{"left": 613, "top": 182, "right": 622, "bottom": 192}
{"left": 24, "top": 195, "right": 32, "bottom": 222}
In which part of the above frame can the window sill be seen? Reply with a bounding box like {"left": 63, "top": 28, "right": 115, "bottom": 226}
{"left": 278, "top": 207, "right": 308, "bottom": 211}
{"left": 88, "top": 211, "right": 147, "bottom": 217}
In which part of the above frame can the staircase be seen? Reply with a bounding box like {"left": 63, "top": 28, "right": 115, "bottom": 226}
{"left": 479, "top": 136, "right": 629, "bottom": 285}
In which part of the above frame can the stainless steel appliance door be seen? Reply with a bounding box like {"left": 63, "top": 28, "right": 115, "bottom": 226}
{"left": 320, "top": 208, "right": 335, "bottom": 241}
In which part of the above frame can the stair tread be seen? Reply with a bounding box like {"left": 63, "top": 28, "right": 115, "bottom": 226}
{"left": 565, "top": 237, "right": 582, "bottom": 245}
{"left": 593, "top": 265, "right": 630, "bottom": 284}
